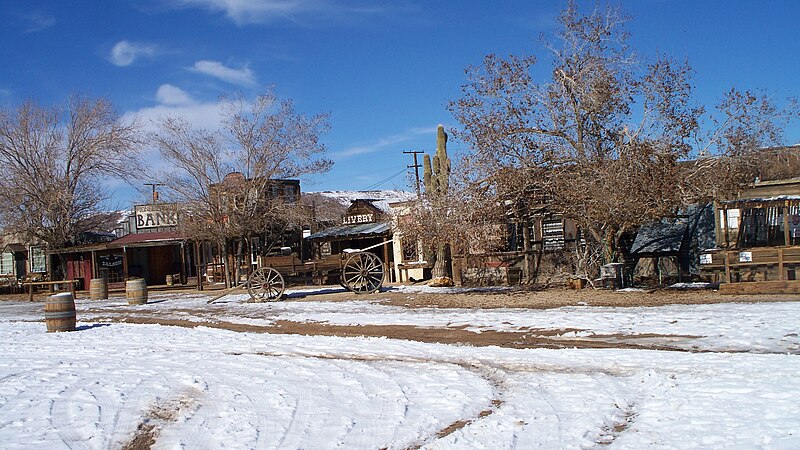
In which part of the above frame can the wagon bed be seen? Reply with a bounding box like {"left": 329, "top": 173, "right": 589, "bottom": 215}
{"left": 246, "top": 251, "right": 385, "bottom": 301}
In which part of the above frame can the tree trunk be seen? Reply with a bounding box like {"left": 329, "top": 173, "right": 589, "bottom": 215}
{"left": 432, "top": 243, "right": 450, "bottom": 278}
{"left": 235, "top": 237, "right": 245, "bottom": 285}
{"left": 221, "top": 240, "right": 231, "bottom": 288}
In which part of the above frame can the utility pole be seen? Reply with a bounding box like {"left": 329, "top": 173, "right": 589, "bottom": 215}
{"left": 403, "top": 150, "right": 424, "bottom": 196}
{"left": 144, "top": 182, "right": 164, "bottom": 204}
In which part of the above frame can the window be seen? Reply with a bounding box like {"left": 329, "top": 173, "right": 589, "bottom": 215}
{"left": 29, "top": 246, "right": 46, "bottom": 273}
{"left": 284, "top": 185, "right": 297, "bottom": 203}
{"left": 401, "top": 239, "right": 418, "bottom": 262}
{"left": 0, "top": 251, "right": 13, "bottom": 275}
{"left": 542, "top": 219, "right": 565, "bottom": 250}
{"left": 250, "top": 237, "right": 261, "bottom": 265}
{"left": 721, "top": 209, "right": 740, "bottom": 230}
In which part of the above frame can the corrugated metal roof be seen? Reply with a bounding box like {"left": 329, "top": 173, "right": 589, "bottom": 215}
{"left": 307, "top": 222, "right": 390, "bottom": 240}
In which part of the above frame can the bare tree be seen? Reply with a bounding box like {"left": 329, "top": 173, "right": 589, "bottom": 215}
{"left": 0, "top": 95, "right": 141, "bottom": 278}
{"left": 450, "top": 1, "right": 793, "bottom": 273}
{"left": 151, "top": 89, "right": 332, "bottom": 287}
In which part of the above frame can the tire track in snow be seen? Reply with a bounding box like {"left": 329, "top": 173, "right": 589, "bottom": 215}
{"left": 235, "top": 349, "right": 645, "bottom": 449}
{"left": 235, "top": 351, "right": 507, "bottom": 450}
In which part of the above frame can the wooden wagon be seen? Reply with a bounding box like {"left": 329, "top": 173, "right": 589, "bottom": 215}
{"left": 245, "top": 250, "right": 385, "bottom": 301}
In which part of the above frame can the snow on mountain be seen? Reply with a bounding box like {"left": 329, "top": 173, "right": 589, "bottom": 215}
{"left": 305, "top": 190, "right": 416, "bottom": 213}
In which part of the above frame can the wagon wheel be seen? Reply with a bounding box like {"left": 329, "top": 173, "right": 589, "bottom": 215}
{"left": 247, "top": 267, "right": 285, "bottom": 302}
{"left": 342, "top": 252, "right": 384, "bottom": 294}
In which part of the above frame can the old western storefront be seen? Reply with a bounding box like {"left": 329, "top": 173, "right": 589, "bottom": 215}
{"left": 53, "top": 204, "right": 197, "bottom": 289}
{"left": 700, "top": 179, "right": 800, "bottom": 287}
{"left": 307, "top": 199, "right": 396, "bottom": 281}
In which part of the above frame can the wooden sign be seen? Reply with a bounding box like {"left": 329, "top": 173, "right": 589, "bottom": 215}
{"left": 135, "top": 204, "right": 178, "bottom": 229}
{"left": 342, "top": 214, "right": 375, "bottom": 225}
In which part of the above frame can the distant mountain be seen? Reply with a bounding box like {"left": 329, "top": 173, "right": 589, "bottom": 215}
{"left": 305, "top": 190, "right": 416, "bottom": 210}
{"left": 302, "top": 190, "right": 416, "bottom": 223}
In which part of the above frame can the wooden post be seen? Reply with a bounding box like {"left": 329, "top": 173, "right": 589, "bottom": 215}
{"left": 522, "top": 220, "right": 532, "bottom": 283}
{"left": 452, "top": 255, "right": 463, "bottom": 286}
{"left": 28, "top": 283, "right": 33, "bottom": 302}
{"left": 180, "top": 241, "right": 187, "bottom": 285}
{"left": 713, "top": 202, "right": 723, "bottom": 248}
{"left": 91, "top": 250, "right": 98, "bottom": 279}
{"left": 722, "top": 207, "right": 730, "bottom": 248}
{"left": 194, "top": 241, "right": 203, "bottom": 291}
{"left": 779, "top": 248, "right": 785, "bottom": 281}
{"left": 122, "top": 246, "right": 128, "bottom": 280}
{"left": 784, "top": 202, "right": 791, "bottom": 247}
{"left": 383, "top": 241, "right": 390, "bottom": 282}
{"left": 724, "top": 251, "right": 731, "bottom": 284}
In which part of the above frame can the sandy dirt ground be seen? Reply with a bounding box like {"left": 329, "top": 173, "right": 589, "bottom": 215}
{"left": 325, "top": 284, "right": 800, "bottom": 309}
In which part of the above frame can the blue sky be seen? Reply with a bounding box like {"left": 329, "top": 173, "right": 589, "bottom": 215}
{"left": 2, "top": 0, "right": 799, "bottom": 206}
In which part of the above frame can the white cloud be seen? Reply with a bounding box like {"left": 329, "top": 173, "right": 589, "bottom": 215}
{"left": 334, "top": 127, "right": 437, "bottom": 159}
{"left": 121, "top": 85, "right": 235, "bottom": 175}
{"left": 109, "top": 40, "right": 157, "bottom": 67}
{"left": 21, "top": 12, "right": 55, "bottom": 33}
{"left": 167, "top": 0, "right": 320, "bottom": 25}
{"left": 191, "top": 60, "right": 256, "bottom": 86}
{"left": 155, "top": 84, "right": 194, "bottom": 106}
{"left": 161, "top": 0, "right": 397, "bottom": 26}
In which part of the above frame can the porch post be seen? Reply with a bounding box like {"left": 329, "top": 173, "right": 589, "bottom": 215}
{"left": 722, "top": 207, "right": 730, "bottom": 248}
{"left": 122, "top": 246, "right": 129, "bottom": 280}
{"left": 784, "top": 201, "right": 791, "bottom": 247}
{"left": 180, "top": 241, "right": 187, "bottom": 285}
{"left": 724, "top": 251, "right": 731, "bottom": 284}
{"left": 91, "top": 250, "right": 98, "bottom": 279}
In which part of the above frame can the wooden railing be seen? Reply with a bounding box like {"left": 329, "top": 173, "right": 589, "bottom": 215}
{"left": 700, "top": 246, "right": 800, "bottom": 283}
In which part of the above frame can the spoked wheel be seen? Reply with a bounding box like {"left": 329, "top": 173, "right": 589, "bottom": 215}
{"left": 247, "top": 267, "right": 285, "bottom": 302}
{"left": 342, "top": 252, "right": 384, "bottom": 294}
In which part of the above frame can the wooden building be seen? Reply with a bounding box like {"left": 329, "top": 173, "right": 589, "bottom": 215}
{"left": 50, "top": 203, "right": 196, "bottom": 290}
{"left": 700, "top": 178, "right": 800, "bottom": 290}
{"left": 306, "top": 199, "right": 395, "bottom": 281}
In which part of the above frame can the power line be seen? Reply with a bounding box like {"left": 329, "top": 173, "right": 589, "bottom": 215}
{"left": 362, "top": 168, "right": 408, "bottom": 191}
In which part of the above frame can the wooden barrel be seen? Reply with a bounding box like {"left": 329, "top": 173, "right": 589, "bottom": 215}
{"left": 165, "top": 274, "right": 174, "bottom": 286}
{"left": 45, "top": 293, "right": 76, "bottom": 332}
{"left": 126, "top": 278, "right": 148, "bottom": 305}
{"left": 90, "top": 278, "right": 108, "bottom": 300}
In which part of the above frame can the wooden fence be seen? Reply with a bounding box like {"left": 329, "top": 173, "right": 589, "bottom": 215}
{"left": 700, "top": 246, "right": 800, "bottom": 283}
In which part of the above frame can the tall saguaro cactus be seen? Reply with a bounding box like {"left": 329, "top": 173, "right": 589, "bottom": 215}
{"left": 423, "top": 125, "right": 452, "bottom": 279}
{"left": 423, "top": 125, "right": 450, "bottom": 196}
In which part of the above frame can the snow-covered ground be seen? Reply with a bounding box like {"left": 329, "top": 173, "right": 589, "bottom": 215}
{"left": 1, "top": 290, "right": 800, "bottom": 448}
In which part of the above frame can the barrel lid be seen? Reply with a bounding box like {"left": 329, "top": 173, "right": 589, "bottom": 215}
{"left": 50, "top": 292, "right": 73, "bottom": 298}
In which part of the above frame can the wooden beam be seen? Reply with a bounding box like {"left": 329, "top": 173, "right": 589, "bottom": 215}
{"left": 724, "top": 251, "right": 731, "bottom": 284}
{"left": 784, "top": 201, "right": 791, "bottom": 247}
{"left": 122, "top": 246, "right": 128, "bottom": 280}
{"left": 720, "top": 280, "right": 800, "bottom": 295}
{"left": 91, "top": 250, "right": 97, "bottom": 279}
{"left": 722, "top": 207, "right": 730, "bottom": 248}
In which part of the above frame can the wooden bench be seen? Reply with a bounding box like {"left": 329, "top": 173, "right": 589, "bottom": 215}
{"left": 22, "top": 280, "right": 78, "bottom": 302}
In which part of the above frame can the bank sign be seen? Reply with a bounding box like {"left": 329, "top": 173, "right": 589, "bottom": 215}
{"left": 135, "top": 204, "right": 179, "bottom": 230}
